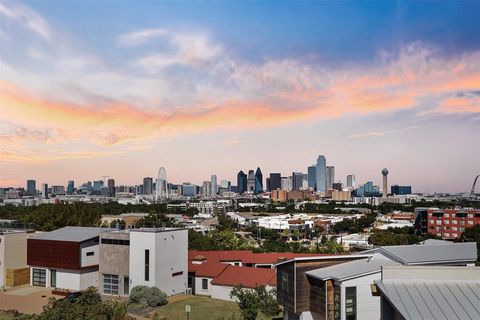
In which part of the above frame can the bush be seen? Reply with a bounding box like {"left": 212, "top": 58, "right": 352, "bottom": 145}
{"left": 128, "top": 286, "right": 167, "bottom": 307}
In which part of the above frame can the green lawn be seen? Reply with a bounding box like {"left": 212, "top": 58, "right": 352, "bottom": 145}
{"left": 144, "top": 295, "right": 276, "bottom": 320}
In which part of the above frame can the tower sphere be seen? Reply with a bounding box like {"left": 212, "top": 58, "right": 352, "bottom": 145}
{"left": 382, "top": 168, "right": 389, "bottom": 176}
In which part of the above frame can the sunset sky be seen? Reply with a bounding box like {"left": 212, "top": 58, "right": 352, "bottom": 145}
{"left": 1, "top": 1, "right": 479, "bottom": 192}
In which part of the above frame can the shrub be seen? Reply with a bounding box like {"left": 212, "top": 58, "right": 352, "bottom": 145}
{"left": 128, "top": 286, "right": 167, "bottom": 307}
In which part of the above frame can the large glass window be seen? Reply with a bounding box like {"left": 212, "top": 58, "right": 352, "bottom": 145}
{"left": 50, "top": 270, "right": 56, "bottom": 288}
{"left": 345, "top": 286, "right": 357, "bottom": 320}
{"left": 32, "top": 268, "right": 46, "bottom": 287}
{"left": 145, "top": 249, "right": 150, "bottom": 281}
{"left": 333, "top": 286, "right": 341, "bottom": 320}
{"left": 280, "top": 271, "right": 289, "bottom": 293}
{"left": 103, "top": 274, "right": 119, "bottom": 295}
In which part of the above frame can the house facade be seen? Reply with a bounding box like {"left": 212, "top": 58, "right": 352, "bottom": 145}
{"left": 27, "top": 227, "right": 106, "bottom": 291}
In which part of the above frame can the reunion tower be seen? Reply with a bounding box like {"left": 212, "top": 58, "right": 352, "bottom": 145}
{"left": 382, "top": 168, "right": 389, "bottom": 196}
{"left": 155, "top": 167, "right": 168, "bottom": 201}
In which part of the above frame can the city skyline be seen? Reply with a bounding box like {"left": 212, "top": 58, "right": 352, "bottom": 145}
{"left": 1, "top": 1, "right": 479, "bottom": 193}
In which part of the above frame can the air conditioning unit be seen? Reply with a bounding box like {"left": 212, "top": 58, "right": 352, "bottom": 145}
{"left": 185, "top": 288, "right": 192, "bottom": 295}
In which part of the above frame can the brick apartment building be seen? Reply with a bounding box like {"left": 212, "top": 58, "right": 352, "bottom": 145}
{"left": 414, "top": 207, "right": 480, "bottom": 240}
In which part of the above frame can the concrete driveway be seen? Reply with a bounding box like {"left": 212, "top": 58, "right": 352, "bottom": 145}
{"left": 0, "top": 285, "right": 63, "bottom": 315}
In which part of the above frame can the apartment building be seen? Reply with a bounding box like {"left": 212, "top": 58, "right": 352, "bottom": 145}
{"left": 27, "top": 227, "right": 107, "bottom": 290}
{"left": 0, "top": 230, "right": 28, "bottom": 288}
{"left": 99, "top": 228, "right": 187, "bottom": 297}
{"left": 414, "top": 207, "right": 480, "bottom": 239}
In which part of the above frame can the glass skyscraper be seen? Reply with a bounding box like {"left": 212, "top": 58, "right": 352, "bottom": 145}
{"left": 316, "top": 155, "right": 327, "bottom": 192}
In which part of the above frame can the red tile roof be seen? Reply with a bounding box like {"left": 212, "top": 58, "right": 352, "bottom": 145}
{"left": 189, "top": 261, "right": 229, "bottom": 278}
{"left": 210, "top": 265, "right": 276, "bottom": 288}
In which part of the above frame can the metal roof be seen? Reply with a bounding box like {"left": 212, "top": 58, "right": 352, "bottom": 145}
{"left": 306, "top": 254, "right": 399, "bottom": 281}
{"left": 376, "top": 279, "right": 480, "bottom": 320}
{"left": 31, "top": 226, "right": 110, "bottom": 242}
{"left": 379, "top": 242, "right": 477, "bottom": 264}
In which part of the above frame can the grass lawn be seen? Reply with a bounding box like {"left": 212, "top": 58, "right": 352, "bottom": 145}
{"left": 0, "top": 311, "right": 14, "bottom": 320}
{"left": 144, "top": 295, "right": 276, "bottom": 320}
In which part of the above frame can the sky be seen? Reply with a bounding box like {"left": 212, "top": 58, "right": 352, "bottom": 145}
{"left": 0, "top": 1, "right": 479, "bottom": 193}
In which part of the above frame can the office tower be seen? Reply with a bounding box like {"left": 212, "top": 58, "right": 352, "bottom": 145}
{"left": 382, "top": 168, "right": 389, "bottom": 196}
{"left": 237, "top": 171, "right": 247, "bottom": 193}
{"left": 93, "top": 180, "right": 104, "bottom": 195}
{"left": 269, "top": 173, "right": 281, "bottom": 191}
{"left": 316, "top": 155, "right": 327, "bottom": 192}
{"left": 332, "top": 182, "right": 342, "bottom": 191}
{"left": 255, "top": 167, "right": 263, "bottom": 194}
{"left": 67, "top": 180, "right": 75, "bottom": 195}
{"left": 326, "top": 166, "right": 335, "bottom": 190}
{"left": 247, "top": 170, "right": 255, "bottom": 193}
{"left": 42, "top": 183, "right": 48, "bottom": 199}
{"left": 391, "top": 185, "right": 412, "bottom": 195}
{"left": 346, "top": 174, "right": 356, "bottom": 188}
{"left": 143, "top": 177, "right": 153, "bottom": 195}
{"left": 155, "top": 167, "right": 168, "bottom": 200}
{"left": 292, "top": 172, "right": 304, "bottom": 191}
{"left": 307, "top": 166, "right": 317, "bottom": 190}
{"left": 202, "top": 181, "right": 212, "bottom": 197}
{"left": 107, "top": 179, "right": 115, "bottom": 197}
{"left": 26, "top": 179, "right": 36, "bottom": 196}
{"left": 51, "top": 185, "right": 65, "bottom": 195}
{"left": 281, "top": 177, "right": 289, "bottom": 191}
{"left": 211, "top": 175, "right": 217, "bottom": 196}
{"left": 182, "top": 183, "right": 196, "bottom": 197}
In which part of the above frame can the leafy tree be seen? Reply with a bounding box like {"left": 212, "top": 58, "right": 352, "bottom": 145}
{"left": 461, "top": 225, "right": 480, "bottom": 262}
{"left": 128, "top": 286, "right": 167, "bottom": 307}
{"left": 230, "top": 285, "right": 280, "bottom": 320}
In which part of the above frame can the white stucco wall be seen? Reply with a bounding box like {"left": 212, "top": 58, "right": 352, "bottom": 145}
{"left": 80, "top": 240, "right": 99, "bottom": 267}
{"left": 341, "top": 272, "right": 381, "bottom": 320}
{"left": 210, "top": 284, "right": 234, "bottom": 301}
{"left": 129, "top": 229, "right": 188, "bottom": 296}
{"left": 195, "top": 277, "right": 212, "bottom": 296}
{"left": 80, "top": 269, "right": 99, "bottom": 290}
{"left": 0, "top": 232, "right": 28, "bottom": 287}
{"left": 56, "top": 269, "right": 81, "bottom": 290}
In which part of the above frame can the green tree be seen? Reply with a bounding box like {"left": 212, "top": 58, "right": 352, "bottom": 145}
{"left": 230, "top": 285, "right": 280, "bottom": 320}
{"left": 461, "top": 224, "right": 480, "bottom": 262}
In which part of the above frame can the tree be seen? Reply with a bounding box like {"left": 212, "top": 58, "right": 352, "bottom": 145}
{"left": 461, "top": 224, "right": 480, "bottom": 263}
{"left": 230, "top": 285, "right": 280, "bottom": 320}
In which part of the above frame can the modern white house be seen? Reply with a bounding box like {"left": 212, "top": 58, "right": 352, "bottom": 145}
{"left": 99, "top": 227, "right": 188, "bottom": 297}
{"left": 27, "top": 227, "right": 108, "bottom": 291}
{"left": 0, "top": 229, "right": 28, "bottom": 289}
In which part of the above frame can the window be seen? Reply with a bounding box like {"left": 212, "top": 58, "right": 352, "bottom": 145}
{"left": 103, "top": 274, "right": 119, "bottom": 295}
{"left": 453, "top": 227, "right": 458, "bottom": 231}
{"left": 124, "top": 276, "right": 129, "bottom": 295}
{"left": 172, "top": 271, "right": 183, "bottom": 277}
{"left": 468, "top": 220, "right": 474, "bottom": 225}
{"left": 202, "top": 278, "right": 208, "bottom": 290}
{"left": 145, "top": 249, "right": 150, "bottom": 281}
{"left": 445, "top": 233, "right": 450, "bottom": 238}
{"left": 429, "top": 219, "right": 434, "bottom": 224}
{"left": 50, "top": 270, "right": 56, "bottom": 288}
{"left": 86, "top": 251, "right": 94, "bottom": 256}
{"left": 444, "top": 213, "right": 450, "bottom": 218}
{"left": 452, "top": 220, "right": 458, "bottom": 224}
{"left": 101, "top": 238, "right": 130, "bottom": 246}
{"left": 468, "top": 214, "right": 474, "bottom": 218}
{"left": 444, "top": 220, "right": 450, "bottom": 224}
{"left": 436, "top": 220, "right": 442, "bottom": 225}
{"left": 32, "top": 268, "right": 46, "bottom": 287}
{"left": 345, "top": 287, "right": 357, "bottom": 320}
{"left": 280, "top": 271, "right": 289, "bottom": 293}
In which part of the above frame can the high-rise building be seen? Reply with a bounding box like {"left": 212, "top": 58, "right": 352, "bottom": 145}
{"left": 155, "top": 167, "right": 168, "bottom": 200}
{"left": 143, "top": 177, "right": 153, "bottom": 195}
{"left": 202, "top": 181, "right": 212, "bottom": 197}
{"left": 211, "top": 175, "right": 218, "bottom": 196}
{"left": 316, "top": 155, "right": 327, "bottom": 192}
{"left": 107, "top": 179, "right": 115, "bottom": 197}
{"left": 346, "top": 174, "right": 356, "bottom": 188}
{"left": 67, "top": 180, "right": 75, "bottom": 195}
{"left": 93, "top": 180, "right": 104, "bottom": 195}
{"left": 237, "top": 171, "right": 247, "bottom": 194}
{"left": 254, "top": 167, "right": 263, "bottom": 194}
{"left": 269, "top": 173, "right": 281, "bottom": 191}
{"left": 281, "top": 177, "right": 289, "bottom": 191}
{"left": 391, "top": 185, "right": 411, "bottom": 195}
{"left": 26, "top": 179, "right": 36, "bottom": 196}
{"left": 51, "top": 185, "right": 65, "bottom": 195}
{"left": 382, "top": 168, "right": 389, "bottom": 196}
{"left": 292, "top": 172, "right": 304, "bottom": 191}
{"left": 247, "top": 170, "right": 255, "bottom": 193}
{"left": 182, "top": 183, "right": 196, "bottom": 197}
{"left": 42, "top": 183, "right": 48, "bottom": 199}
{"left": 326, "top": 166, "right": 335, "bottom": 190}
{"left": 307, "top": 166, "right": 316, "bottom": 190}
{"left": 332, "top": 182, "right": 343, "bottom": 191}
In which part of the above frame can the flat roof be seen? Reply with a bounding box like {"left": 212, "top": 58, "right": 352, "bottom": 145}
{"left": 30, "top": 226, "right": 111, "bottom": 242}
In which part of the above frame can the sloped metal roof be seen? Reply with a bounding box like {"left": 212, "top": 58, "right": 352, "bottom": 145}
{"left": 376, "top": 279, "right": 480, "bottom": 320}
{"left": 31, "top": 226, "right": 110, "bottom": 242}
{"left": 306, "top": 254, "right": 398, "bottom": 281}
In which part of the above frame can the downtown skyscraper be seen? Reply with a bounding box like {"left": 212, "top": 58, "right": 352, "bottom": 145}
{"left": 316, "top": 155, "right": 327, "bottom": 192}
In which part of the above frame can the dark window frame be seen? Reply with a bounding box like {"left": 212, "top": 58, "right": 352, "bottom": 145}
{"left": 202, "top": 278, "right": 208, "bottom": 290}
{"left": 145, "top": 249, "right": 150, "bottom": 281}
